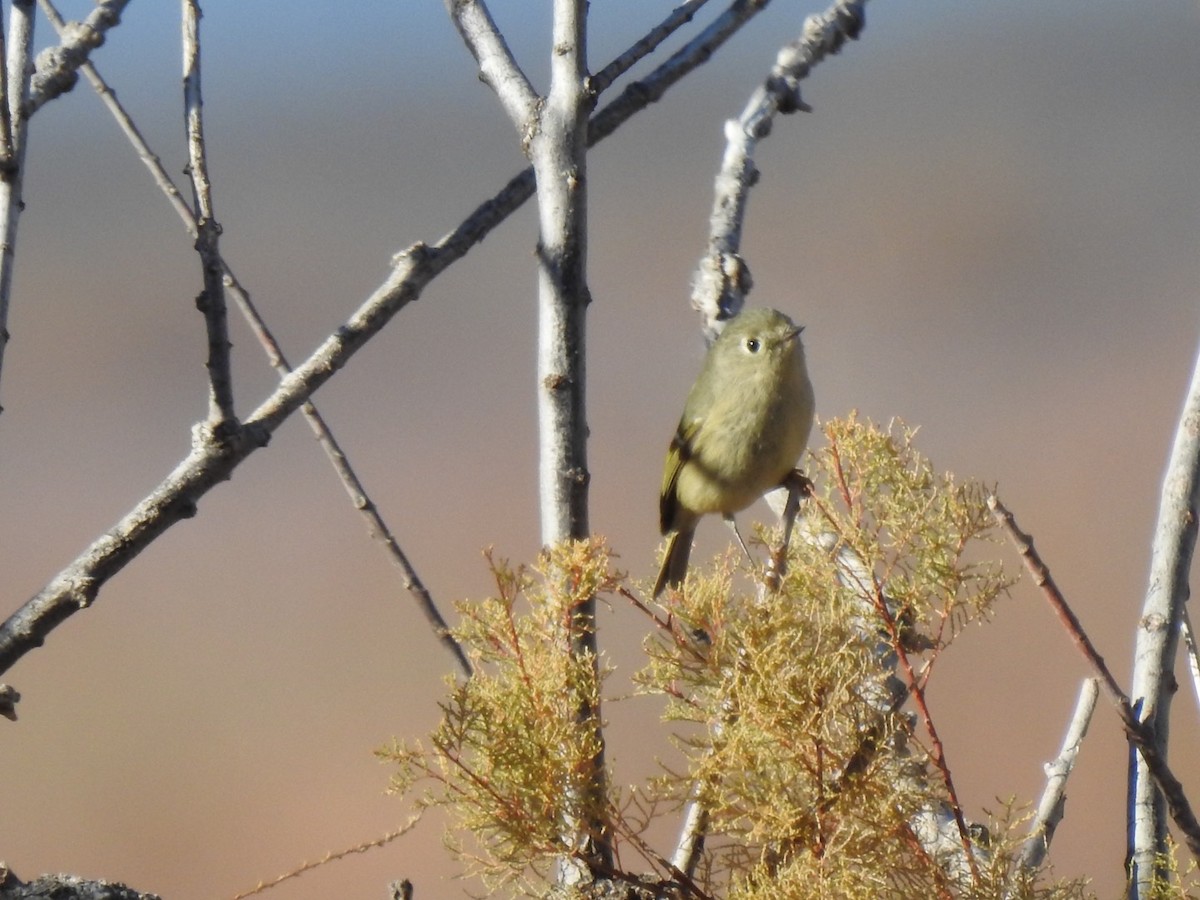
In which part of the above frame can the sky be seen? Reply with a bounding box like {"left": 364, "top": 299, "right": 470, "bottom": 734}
{"left": 2, "top": 0, "right": 1200, "bottom": 897}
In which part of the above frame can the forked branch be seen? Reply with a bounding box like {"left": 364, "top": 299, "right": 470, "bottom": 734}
{"left": 692, "top": 0, "right": 867, "bottom": 337}
{"left": 989, "top": 494, "right": 1200, "bottom": 858}
{"left": 0, "top": 0, "right": 779, "bottom": 704}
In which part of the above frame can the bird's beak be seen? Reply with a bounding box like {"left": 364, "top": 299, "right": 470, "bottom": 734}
{"left": 787, "top": 325, "right": 805, "bottom": 342}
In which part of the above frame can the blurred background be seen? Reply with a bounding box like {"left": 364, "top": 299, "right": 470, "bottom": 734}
{"left": 2, "top": 0, "right": 1199, "bottom": 896}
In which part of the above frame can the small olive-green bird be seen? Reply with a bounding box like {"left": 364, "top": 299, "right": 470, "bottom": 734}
{"left": 653, "top": 307, "right": 815, "bottom": 598}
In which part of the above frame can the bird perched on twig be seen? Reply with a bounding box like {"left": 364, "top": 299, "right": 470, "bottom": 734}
{"left": 654, "top": 307, "right": 815, "bottom": 598}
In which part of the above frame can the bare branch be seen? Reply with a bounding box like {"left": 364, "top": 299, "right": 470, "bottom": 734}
{"left": 1020, "top": 678, "right": 1100, "bottom": 870}
{"left": 437, "top": 0, "right": 783, "bottom": 288}
{"left": 1127, "top": 338, "right": 1200, "bottom": 895}
{"left": 526, "top": 0, "right": 612, "bottom": 880}
{"left": 692, "top": 0, "right": 867, "bottom": 337}
{"left": 881, "top": 589, "right": 982, "bottom": 884}
{"left": 670, "top": 1, "right": 872, "bottom": 872}
{"left": 0, "top": 0, "right": 776, "bottom": 700}
{"left": 308, "top": 413, "right": 473, "bottom": 677}
{"left": 671, "top": 777, "right": 710, "bottom": 878}
{"left": 26, "top": 0, "right": 130, "bottom": 115}
{"left": 587, "top": 0, "right": 712, "bottom": 96}
{"left": 533, "top": 5, "right": 591, "bottom": 548}
{"left": 0, "top": 239, "right": 439, "bottom": 678}
{"left": 989, "top": 494, "right": 1200, "bottom": 861}
{"left": 229, "top": 818, "right": 419, "bottom": 900}
{"left": 444, "top": 0, "right": 539, "bottom": 133}
{"left": 588, "top": 0, "right": 777, "bottom": 149}
{"left": 38, "top": 0, "right": 192, "bottom": 219}
{"left": 0, "top": 0, "right": 33, "bottom": 411}
{"left": 182, "top": 0, "right": 236, "bottom": 432}
{"left": 36, "top": 0, "right": 472, "bottom": 679}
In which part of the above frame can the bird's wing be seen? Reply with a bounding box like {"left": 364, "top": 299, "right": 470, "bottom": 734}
{"left": 660, "top": 417, "right": 701, "bottom": 534}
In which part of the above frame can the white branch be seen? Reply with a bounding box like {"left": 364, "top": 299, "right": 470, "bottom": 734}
{"left": 42, "top": 0, "right": 472, "bottom": 678}
{"left": 1020, "top": 678, "right": 1100, "bottom": 870}
{"left": 38, "top": 1, "right": 192, "bottom": 221}
{"left": 533, "top": 0, "right": 591, "bottom": 550}
{"left": 692, "top": 0, "right": 867, "bottom": 339}
{"left": 588, "top": 0, "right": 713, "bottom": 97}
{"left": 671, "top": 776, "right": 709, "bottom": 876}
{"left": 445, "top": 0, "right": 538, "bottom": 133}
{"left": 991, "top": 494, "right": 1200, "bottom": 873}
{"left": 0, "top": 0, "right": 33, "bottom": 411}
{"left": 1128, "top": 337, "right": 1200, "bottom": 896}
{"left": 0, "top": 0, "right": 777, "bottom": 708}
{"left": 673, "top": 3, "right": 875, "bottom": 870}
{"left": 0, "top": 15, "right": 15, "bottom": 166}
{"left": 26, "top": 0, "right": 130, "bottom": 115}
{"left": 0, "top": 240, "right": 457, "bottom": 678}
{"left": 181, "top": 0, "right": 236, "bottom": 431}
{"left": 530, "top": 0, "right": 613, "bottom": 882}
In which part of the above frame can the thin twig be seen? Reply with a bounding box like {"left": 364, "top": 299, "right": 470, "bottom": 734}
{"left": 588, "top": 0, "right": 777, "bottom": 150}
{"left": 692, "top": 0, "right": 867, "bottom": 337}
{"left": 444, "top": 0, "right": 538, "bottom": 132}
{"left": 0, "top": 0, "right": 777, "bottom": 699}
{"left": 26, "top": 0, "right": 129, "bottom": 115}
{"left": 989, "top": 494, "right": 1200, "bottom": 859}
{"left": 672, "top": 1, "right": 871, "bottom": 869}
{"left": 877, "top": 583, "right": 982, "bottom": 885}
{"left": 988, "top": 496, "right": 1127, "bottom": 702}
{"left": 603, "top": 820, "right": 713, "bottom": 899}
{"left": 0, "top": 0, "right": 34, "bottom": 412}
{"left": 763, "top": 469, "right": 809, "bottom": 591}
{"left": 230, "top": 818, "right": 419, "bottom": 900}
{"left": 587, "top": 0, "right": 712, "bottom": 96}
{"left": 181, "top": 0, "right": 236, "bottom": 433}
{"left": 805, "top": 488, "right": 983, "bottom": 885}
{"left": 38, "top": 1, "right": 190, "bottom": 219}
{"left": 38, "top": 0, "right": 473, "bottom": 679}
{"left": 1019, "top": 677, "right": 1099, "bottom": 870}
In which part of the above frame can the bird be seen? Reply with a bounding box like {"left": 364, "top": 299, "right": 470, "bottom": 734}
{"left": 653, "top": 307, "right": 815, "bottom": 598}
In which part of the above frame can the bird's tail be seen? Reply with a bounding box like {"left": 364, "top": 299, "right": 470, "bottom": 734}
{"left": 652, "top": 527, "right": 694, "bottom": 598}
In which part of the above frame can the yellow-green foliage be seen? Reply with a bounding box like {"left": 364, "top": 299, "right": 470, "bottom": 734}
{"left": 380, "top": 417, "right": 1093, "bottom": 898}
{"left": 377, "top": 541, "right": 617, "bottom": 893}
{"left": 810, "top": 413, "right": 1012, "bottom": 638}
{"left": 1146, "top": 840, "right": 1200, "bottom": 899}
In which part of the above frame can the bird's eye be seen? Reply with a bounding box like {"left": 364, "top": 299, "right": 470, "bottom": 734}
{"left": 745, "top": 337, "right": 761, "bottom": 353}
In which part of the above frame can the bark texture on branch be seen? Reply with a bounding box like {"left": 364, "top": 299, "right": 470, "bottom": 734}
{"left": 1127, "top": 340, "right": 1200, "bottom": 895}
